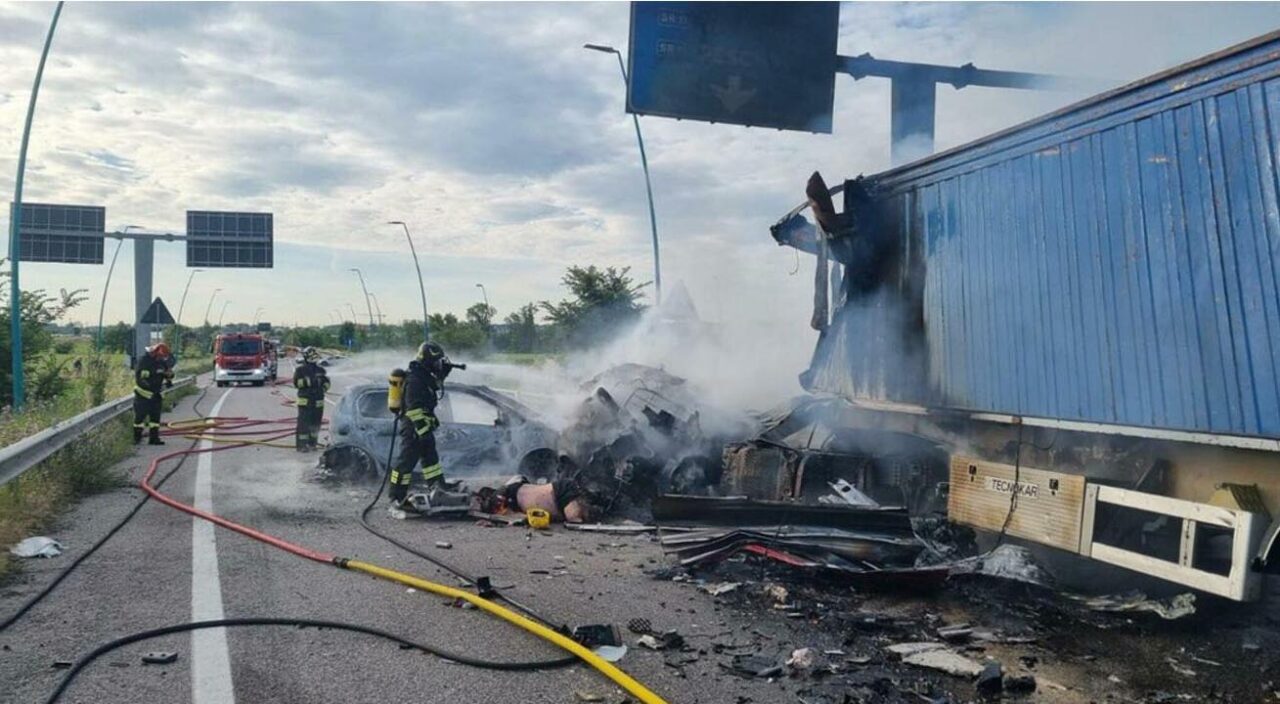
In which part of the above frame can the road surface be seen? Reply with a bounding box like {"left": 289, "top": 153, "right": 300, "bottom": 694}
{"left": 2, "top": 363, "right": 1275, "bottom": 704}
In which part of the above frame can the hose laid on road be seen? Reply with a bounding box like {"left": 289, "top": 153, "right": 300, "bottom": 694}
{"left": 0, "top": 385, "right": 212, "bottom": 633}
{"left": 137, "top": 413, "right": 669, "bottom": 704}
{"left": 42, "top": 616, "right": 577, "bottom": 704}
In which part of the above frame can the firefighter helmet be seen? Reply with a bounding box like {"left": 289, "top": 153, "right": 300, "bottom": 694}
{"left": 148, "top": 342, "right": 171, "bottom": 359}
{"left": 302, "top": 346, "right": 320, "bottom": 363}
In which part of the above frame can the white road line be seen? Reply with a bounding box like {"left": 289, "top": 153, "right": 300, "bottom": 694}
{"left": 192, "top": 388, "right": 236, "bottom": 704}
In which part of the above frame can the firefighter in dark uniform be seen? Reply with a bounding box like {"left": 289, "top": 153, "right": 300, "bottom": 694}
{"left": 292, "top": 347, "right": 329, "bottom": 451}
{"left": 133, "top": 343, "right": 172, "bottom": 445}
{"left": 388, "top": 341, "right": 456, "bottom": 515}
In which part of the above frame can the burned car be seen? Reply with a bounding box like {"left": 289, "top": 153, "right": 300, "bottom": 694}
{"left": 319, "top": 382, "right": 560, "bottom": 484}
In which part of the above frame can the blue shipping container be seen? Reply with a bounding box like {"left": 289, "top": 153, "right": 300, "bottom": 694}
{"left": 805, "top": 31, "right": 1280, "bottom": 439}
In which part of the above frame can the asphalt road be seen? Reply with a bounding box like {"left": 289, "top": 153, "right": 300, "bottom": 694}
{"left": 5, "top": 363, "right": 1277, "bottom": 704}
{"left": 0, "top": 367, "right": 807, "bottom": 704}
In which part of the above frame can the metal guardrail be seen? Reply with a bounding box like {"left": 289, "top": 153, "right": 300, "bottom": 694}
{"left": 0, "top": 376, "right": 196, "bottom": 487}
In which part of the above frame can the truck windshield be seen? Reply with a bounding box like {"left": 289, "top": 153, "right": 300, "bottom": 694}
{"left": 220, "top": 339, "right": 262, "bottom": 356}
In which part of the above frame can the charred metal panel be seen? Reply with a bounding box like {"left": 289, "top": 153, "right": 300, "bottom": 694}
{"left": 809, "top": 31, "right": 1280, "bottom": 439}
{"left": 947, "top": 455, "right": 1086, "bottom": 551}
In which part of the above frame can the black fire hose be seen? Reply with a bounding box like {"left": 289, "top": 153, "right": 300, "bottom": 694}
{"left": 43, "top": 616, "right": 577, "bottom": 704}
{"left": 356, "top": 413, "right": 569, "bottom": 635}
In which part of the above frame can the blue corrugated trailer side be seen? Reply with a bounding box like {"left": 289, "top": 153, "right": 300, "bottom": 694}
{"left": 806, "top": 31, "right": 1280, "bottom": 440}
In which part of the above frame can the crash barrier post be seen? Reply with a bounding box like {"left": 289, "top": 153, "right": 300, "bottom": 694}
{"left": 0, "top": 376, "right": 196, "bottom": 487}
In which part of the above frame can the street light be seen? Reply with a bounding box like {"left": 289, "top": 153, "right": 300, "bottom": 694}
{"left": 95, "top": 225, "right": 140, "bottom": 351}
{"left": 368, "top": 292, "right": 385, "bottom": 326}
{"left": 253, "top": 307, "right": 265, "bottom": 325}
{"left": 584, "top": 42, "right": 662, "bottom": 306}
{"left": 328, "top": 311, "right": 338, "bottom": 324}
{"left": 387, "top": 221, "right": 430, "bottom": 340}
{"left": 475, "top": 283, "right": 490, "bottom": 310}
{"left": 346, "top": 302, "right": 358, "bottom": 322}
{"left": 204, "top": 288, "right": 223, "bottom": 327}
{"left": 217, "top": 300, "right": 231, "bottom": 327}
{"left": 8, "top": 2, "right": 65, "bottom": 409}
{"left": 175, "top": 268, "right": 203, "bottom": 331}
{"left": 348, "top": 268, "right": 376, "bottom": 328}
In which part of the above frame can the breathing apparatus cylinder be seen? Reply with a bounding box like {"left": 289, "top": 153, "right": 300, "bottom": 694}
{"left": 387, "top": 368, "right": 406, "bottom": 415}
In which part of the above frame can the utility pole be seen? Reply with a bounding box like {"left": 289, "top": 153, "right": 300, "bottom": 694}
{"left": 349, "top": 268, "right": 376, "bottom": 329}
{"left": 585, "top": 43, "right": 662, "bottom": 306}
{"left": 8, "top": 1, "right": 64, "bottom": 409}
{"left": 387, "top": 221, "right": 430, "bottom": 340}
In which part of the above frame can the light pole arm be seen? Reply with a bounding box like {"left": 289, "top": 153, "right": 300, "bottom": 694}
{"left": 393, "top": 222, "right": 431, "bottom": 340}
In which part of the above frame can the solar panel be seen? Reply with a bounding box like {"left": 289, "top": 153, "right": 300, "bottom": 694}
{"left": 185, "top": 210, "right": 273, "bottom": 268}
{"left": 11, "top": 203, "right": 106, "bottom": 264}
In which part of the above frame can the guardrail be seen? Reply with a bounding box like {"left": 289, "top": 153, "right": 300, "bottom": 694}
{"left": 0, "top": 376, "right": 196, "bottom": 487}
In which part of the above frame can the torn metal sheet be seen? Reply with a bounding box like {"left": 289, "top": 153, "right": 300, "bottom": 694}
{"left": 652, "top": 494, "right": 916, "bottom": 533}
{"left": 1067, "top": 590, "right": 1197, "bottom": 620}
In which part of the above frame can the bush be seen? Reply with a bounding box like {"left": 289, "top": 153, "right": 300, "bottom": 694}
{"left": 31, "top": 356, "right": 69, "bottom": 401}
{"left": 53, "top": 339, "right": 75, "bottom": 355}
{"left": 85, "top": 355, "right": 113, "bottom": 406}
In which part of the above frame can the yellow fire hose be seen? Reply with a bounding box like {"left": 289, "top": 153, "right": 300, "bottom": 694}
{"left": 157, "top": 411, "right": 669, "bottom": 702}
{"left": 341, "top": 559, "right": 667, "bottom": 704}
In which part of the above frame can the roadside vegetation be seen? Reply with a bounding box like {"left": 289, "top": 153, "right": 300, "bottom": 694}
{"left": 271, "top": 264, "right": 649, "bottom": 357}
{"left": 0, "top": 415, "right": 132, "bottom": 581}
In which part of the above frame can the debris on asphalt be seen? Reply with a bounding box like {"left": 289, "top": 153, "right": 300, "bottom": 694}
{"left": 785, "top": 647, "right": 818, "bottom": 673}
{"left": 1005, "top": 674, "right": 1037, "bottom": 695}
{"left": 573, "top": 690, "right": 605, "bottom": 702}
{"left": 637, "top": 630, "right": 684, "bottom": 651}
{"left": 434, "top": 540, "right": 453, "bottom": 549}
{"left": 592, "top": 645, "right": 628, "bottom": 663}
{"left": 975, "top": 661, "right": 1003, "bottom": 696}
{"left": 701, "top": 581, "right": 742, "bottom": 596}
{"left": 729, "top": 653, "right": 784, "bottom": 679}
{"left": 10, "top": 536, "right": 63, "bottom": 558}
{"left": 141, "top": 652, "right": 179, "bottom": 665}
{"left": 889, "top": 643, "right": 985, "bottom": 678}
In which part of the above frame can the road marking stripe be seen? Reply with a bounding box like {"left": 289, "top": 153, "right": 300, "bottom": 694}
{"left": 192, "top": 387, "right": 236, "bottom": 704}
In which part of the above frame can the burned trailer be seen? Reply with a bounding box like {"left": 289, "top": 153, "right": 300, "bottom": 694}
{"left": 772, "top": 32, "right": 1280, "bottom": 600}
{"left": 320, "top": 382, "right": 560, "bottom": 484}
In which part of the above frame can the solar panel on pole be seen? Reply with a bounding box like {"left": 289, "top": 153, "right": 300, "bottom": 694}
{"left": 11, "top": 202, "right": 106, "bottom": 264}
{"left": 185, "top": 210, "right": 273, "bottom": 268}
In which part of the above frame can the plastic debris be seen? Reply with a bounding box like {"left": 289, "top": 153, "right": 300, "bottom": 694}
{"left": 10, "top": 536, "right": 63, "bottom": 558}
{"left": 574, "top": 691, "right": 605, "bottom": 702}
{"left": 786, "top": 647, "right": 818, "bottom": 673}
{"left": 434, "top": 541, "right": 453, "bottom": 549}
{"left": 730, "top": 653, "right": 783, "bottom": 678}
{"left": 592, "top": 645, "right": 628, "bottom": 663}
{"left": 142, "top": 652, "right": 179, "bottom": 665}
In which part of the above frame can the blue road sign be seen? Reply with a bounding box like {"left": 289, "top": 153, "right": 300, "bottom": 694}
{"left": 626, "top": 2, "right": 840, "bottom": 133}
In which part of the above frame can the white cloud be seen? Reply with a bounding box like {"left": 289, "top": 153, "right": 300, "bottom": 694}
{"left": 0, "top": 1, "right": 1275, "bottom": 328}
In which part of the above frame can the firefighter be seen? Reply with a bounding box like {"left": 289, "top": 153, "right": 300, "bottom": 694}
{"left": 388, "top": 341, "right": 455, "bottom": 516}
{"left": 133, "top": 343, "right": 172, "bottom": 445}
{"left": 292, "top": 346, "right": 329, "bottom": 451}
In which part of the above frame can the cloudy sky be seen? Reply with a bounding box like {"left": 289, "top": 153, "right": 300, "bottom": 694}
{"left": 0, "top": 1, "right": 1276, "bottom": 334}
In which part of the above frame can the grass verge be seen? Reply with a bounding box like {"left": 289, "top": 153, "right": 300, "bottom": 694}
{"left": 0, "top": 414, "right": 134, "bottom": 582}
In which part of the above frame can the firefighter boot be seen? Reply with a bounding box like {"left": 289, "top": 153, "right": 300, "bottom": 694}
{"left": 148, "top": 426, "right": 165, "bottom": 446}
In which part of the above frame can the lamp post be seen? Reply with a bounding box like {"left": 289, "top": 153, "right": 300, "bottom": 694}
{"left": 349, "top": 268, "right": 376, "bottom": 328}
{"left": 584, "top": 42, "right": 662, "bottom": 306}
{"left": 253, "top": 307, "right": 265, "bottom": 325}
{"left": 332, "top": 308, "right": 343, "bottom": 323}
{"left": 475, "top": 283, "right": 490, "bottom": 310}
{"left": 175, "top": 269, "right": 203, "bottom": 329}
{"left": 387, "top": 221, "right": 430, "bottom": 340}
{"left": 217, "top": 300, "right": 230, "bottom": 327}
{"left": 328, "top": 311, "right": 338, "bottom": 324}
{"left": 204, "top": 288, "right": 222, "bottom": 327}
{"left": 8, "top": 1, "right": 65, "bottom": 409}
{"left": 95, "top": 225, "right": 140, "bottom": 351}
{"left": 369, "top": 292, "right": 384, "bottom": 326}
{"left": 346, "top": 302, "right": 358, "bottom": 323}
